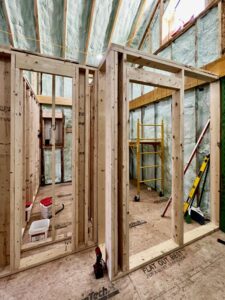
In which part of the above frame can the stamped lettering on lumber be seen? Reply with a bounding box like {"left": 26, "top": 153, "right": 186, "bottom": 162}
{"left": 143, "top": 250, "right": 186, "bottom": 278}
{"left": 81, "top": 286, "right": 119, "bottom": 300}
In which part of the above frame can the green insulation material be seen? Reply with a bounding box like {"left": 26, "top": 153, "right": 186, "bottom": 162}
{"left": 150, "top": 7, "right": 160, "bottom": 53}
{"left": 129, "top": 86, "right": 211, "bottom": 215}
{"left": 6, "top": 0, "right": 36, "bottom": 51}
{"left": 197, "top": 6, "right": 219, "bottom": 67}
{"left": 172, "top": 27, "right": 196, "bottom": 66}
{"left": 220, "top": 78, "right": 225, "bottom": 232}
{"left": 0, "top": 2, "right": 9, "bottom": 46}
{"left": 87, "top": 0, "right": 120, "bottom": 66}
{"left": 38, "top": 0, "right": 64, "bottom": 57}
{"left": 130, "top": 0, "right": 157, "bottom": 49}
{"left": 112, "top": 0, "right": 141, "bottom": 46}
{"left": 66, "top": 0, "right": 92, "bottom": 62}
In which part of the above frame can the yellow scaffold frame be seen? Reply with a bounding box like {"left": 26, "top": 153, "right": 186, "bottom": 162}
{"left": 129, "top": 119, "right": 164, "bottom": 199}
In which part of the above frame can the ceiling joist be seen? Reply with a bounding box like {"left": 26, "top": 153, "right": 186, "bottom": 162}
{"left": 138, "top": 0, "right": 160, "bottom": 50}
{"left": 34, "top": 0, "right": 41, "bottom": 52}
{"left": 83, "top": 0, "right": 96, "bottom": 65}
{"left": 62, "top": 0, "right": 68, "bottom": 58}
{"left": 126, "top": 0, "right": 147, "bottom": 47}
{"left": 2, "top": 0, "right": 14, "bottom": 47}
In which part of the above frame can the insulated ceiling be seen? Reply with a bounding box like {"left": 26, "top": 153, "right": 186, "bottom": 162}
{"left": 0, "top": 0, "right": 157, "bottom": 66}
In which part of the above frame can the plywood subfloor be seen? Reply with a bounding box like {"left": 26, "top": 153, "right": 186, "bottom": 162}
{"left": 129, "top": 182, "right": 199, "bottom": 256}
{"left": 1, "top": 231, "right": 225, "bottom": 299}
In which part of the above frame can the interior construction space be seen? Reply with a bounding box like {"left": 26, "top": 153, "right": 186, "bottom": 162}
{"left": 0, "top": 0, "right": 225, "bottom": 299}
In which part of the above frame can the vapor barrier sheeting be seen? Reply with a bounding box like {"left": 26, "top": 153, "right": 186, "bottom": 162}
{"left": 86, "top": 0, "right": 119, "bottom": 66}
{"left": 38, "top": 0, "right": 64, "bottom": 57}
{"left": 6, "top": 0, "right": 36, "bottom": 51}
{"left": 0, "top": 2, "right": 9, "bottom": 46}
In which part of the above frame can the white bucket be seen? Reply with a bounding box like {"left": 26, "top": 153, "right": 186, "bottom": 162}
{"left": 29, "top": 219, "right": 50, "bottom": 242}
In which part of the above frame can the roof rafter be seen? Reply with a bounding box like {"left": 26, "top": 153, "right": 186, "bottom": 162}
{"left": 138, "top": 0, "right": 160, "bottom": 50}
{"left": 62, "top": 0, "right": 68, "bottom": 58}
{"left": 126, "top": 0, "right": 147, "bottom": 47}
{"left": 83, "top": 0, "right": 96, "bottom": 65}
{"left": 108, "top": 0, "right": 122, "bottom": 47}
{"left": 34, "top": 0, "right": 41, "bottom": 52}
{"left": 2, "top": 0, "right": 14, "bottom": 47}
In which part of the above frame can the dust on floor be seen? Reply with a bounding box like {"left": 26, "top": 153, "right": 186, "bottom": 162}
{"left": 1, "top": 231, "right": 225, "bottom": 300}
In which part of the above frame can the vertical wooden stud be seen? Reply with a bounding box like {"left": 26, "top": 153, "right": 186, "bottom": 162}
{"left": 171, "top": 70, "right": 184, "bottom": 246}
{"left": 210, "top": 80, "right": 220, "bottom": 226}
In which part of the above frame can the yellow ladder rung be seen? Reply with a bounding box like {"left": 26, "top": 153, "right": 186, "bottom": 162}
{"left": 139, "top": 138, "right": 161, "bottom": 141}
{"left": 140, "top": 151, "right": 161, "bottom": 154}
{"left": 139, "top": 124, "right": 162, "bottom": 127}
{"left": 140, "top": 178, "right": 162, "bottom": 183}
{"left": 140, "top": 165, "right": 161, "bottom": 169}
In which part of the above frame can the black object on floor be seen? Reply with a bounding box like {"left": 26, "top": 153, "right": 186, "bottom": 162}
{"left": 217, "top": 238, "right": 225, "bottom": 245}
{"left": 49, "top": 203, "right": 65, "bottom": 219}
{"left": 93, "top": 247, "right": 105, "bottom": 279}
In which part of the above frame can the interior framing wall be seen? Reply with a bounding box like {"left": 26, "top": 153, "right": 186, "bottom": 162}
{"left": 102, "top": 45, "right": 220, "bottom": 281}
{"left": 0, "top": 48, "right": 98, "bottom": 277}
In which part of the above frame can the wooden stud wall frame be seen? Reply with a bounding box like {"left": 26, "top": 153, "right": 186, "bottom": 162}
{"left": 99, "top": 44, "right": 220, "bottom": 280}
{"left": 0, "top": 48, "right": 98, "bottom": 277}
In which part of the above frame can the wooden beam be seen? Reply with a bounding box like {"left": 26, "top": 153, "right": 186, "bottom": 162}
{"left": 127, "top": 66, "right": 182, "bottom": 90}
{"left": 129, "top": 55, "right": 225, "bottom": 110}
{"left": 111, "top": 44, "right": 218, "bottom": 81}
{"left": 34, "top": 0, "right": 41, "bottom": 52}
{"left": 37, "top": 95, "right": 72, "bottom": 106}
{"left": 83, "top": 0, "right": 96, "bottom": 65}
{"left": 108, "top": 0, "right": 122, "bottom": 46}
{"left": 126, "top": 0, "right": 146, "bottom": 47}
{"left": 210, "top": 81, "right": 220, "bottom": 226}
{"left": 2, "top": 0, "right": 14, "bottom": 47}
{"left": 105, "top": 50, "right": 118, "bottom": 280}
{"left": 62, "top": 0, "right": 68, "bottom": 57}
{"left": 171, "top": 70, "right": 184, "bottom": 246}
{"left": 15, "top": 52, "right": 74, "bottom": 77}
{"left": 138, "top": 0, "right": 160, "bottom": 50}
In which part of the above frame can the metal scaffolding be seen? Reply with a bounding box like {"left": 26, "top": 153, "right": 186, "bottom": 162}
{"left": 129, "top": 119, "right": 164, "bottom": 200}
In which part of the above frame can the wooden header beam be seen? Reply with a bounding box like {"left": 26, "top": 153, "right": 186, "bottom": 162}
{"left": 127, "top": 66, "right": 182, "bottom": 90}
{"left": 110, "top": 44, "right": 218, "bottom": 81}
{"left": 37, "top": 95, "right": 72, "bottom": 106}
{"left": 130, "top": 55, "right": 225, "bottom": 110}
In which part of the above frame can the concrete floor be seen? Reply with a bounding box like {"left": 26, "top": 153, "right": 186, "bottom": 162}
{"left": 0, "top": 230, "right": 225, "bottom": 299}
